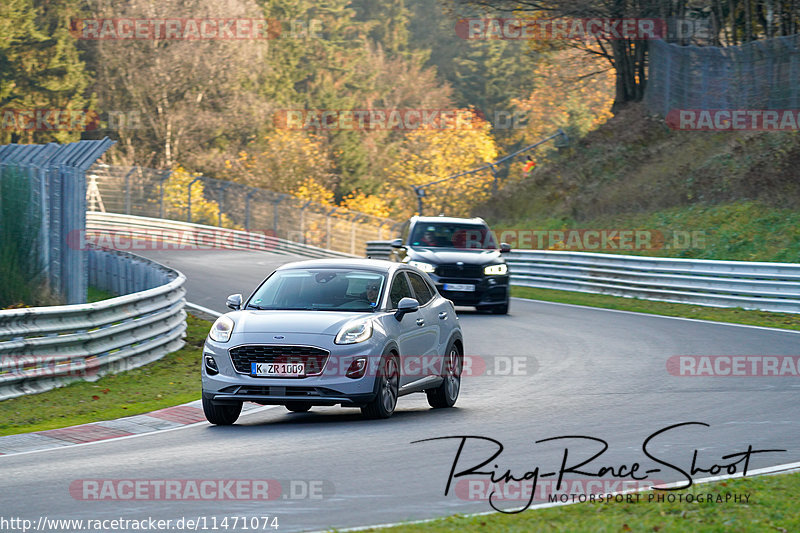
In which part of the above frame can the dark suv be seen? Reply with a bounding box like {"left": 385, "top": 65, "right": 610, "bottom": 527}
{"left": 391, "top": 216, "right": 511, "bottom": 314}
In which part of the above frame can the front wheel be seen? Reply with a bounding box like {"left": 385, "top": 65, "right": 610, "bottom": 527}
{"left": 361, "top": 355, "right": 399, "bottom": 419}
{"left": 426, "top": 342, "right": 462, "bottom": 408}
{"left": 491, "top": 301, "right": 509, "bottom": 315}
{"left": 202, "top": 396, "right": 242, "bottom": 425}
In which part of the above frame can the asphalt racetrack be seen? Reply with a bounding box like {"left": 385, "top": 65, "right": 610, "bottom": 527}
{"left": 3, "top": 249, "right": 799, "bottom": 532}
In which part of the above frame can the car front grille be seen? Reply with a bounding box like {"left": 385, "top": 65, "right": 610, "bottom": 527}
{"left": 229, "top": 345, "right": 330, "bottom": 376}
{"left": 436, "top": 264, "right": 483, "bottom": 278}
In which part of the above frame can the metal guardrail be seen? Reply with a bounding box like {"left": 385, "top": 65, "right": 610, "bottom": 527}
{"left": 365, "top": 241, "right": 800, "bottom": 313}
{"left": 508, "top": 250, "right": 800, "bottom": 313}
{"left": 0, "top": 248, "right": 186, "bottom": 401}
{"left": 366, "top": 241, "right": 395, "bottom": 260}
{"left": 86, "top": 212, "right": 357, "bottom": 259}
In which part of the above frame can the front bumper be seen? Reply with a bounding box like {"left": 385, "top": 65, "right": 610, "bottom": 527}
{"left": 430, "top": 273, "right": 509, "bottom": 306}
{"left": 201, "top": 335, "right": 384, "bottom": 407}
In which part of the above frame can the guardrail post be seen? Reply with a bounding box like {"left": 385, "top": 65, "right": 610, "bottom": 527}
{"left": 187, "top": 177, "right": 202, "bottom": 224}
{"left": 124, "top": 167, "right": 135, "bottom": 215}
{"left": 245, "top": 189, "right": 257, "bottom": 231}
{"left": 159, "top": 170, "right": 171, "bottom": 219}
{"left": 300, "top": 200, "right": 312, "bottom": 244}
{"left": 273, "top": 194, "right": 287, "bottom": 237}
{"left": 217, "top": 183, "right": 230, "bottom": 227}
{"left": 326, "top": 207, "right": 338, "bottom": 250}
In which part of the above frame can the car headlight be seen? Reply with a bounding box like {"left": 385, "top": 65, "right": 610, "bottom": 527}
{"left": 208, "top": 316, "right": 234, "bottom": 343}
{"left": 408, "top": 261, "right": 436, "bottom": 273}
{"left": 335, "top": 319, "right": 373, "bottom": 345}
{"left": 484, "top": 264, "right": 508, "bottom": 275}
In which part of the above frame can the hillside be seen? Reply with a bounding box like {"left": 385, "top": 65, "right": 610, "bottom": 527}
{"left": 478, "top": 103, "right": 800, "bottom": 263}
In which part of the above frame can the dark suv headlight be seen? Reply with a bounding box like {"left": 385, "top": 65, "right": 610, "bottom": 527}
{"left": 484, "top": 264, "right": 508, "bottom": 275}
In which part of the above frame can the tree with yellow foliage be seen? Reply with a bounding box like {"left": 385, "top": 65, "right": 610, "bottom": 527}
{"left": 511, "top": 46, "right": 614, "bottom": 146}
{"left": 384, "top": 110, "right": 498, "bottom": 219}
{"left": 161, "top": 167, "right": 233, "bottom": 227}
{"left": 226, "top": 129, "right": 337, "bottom": 196}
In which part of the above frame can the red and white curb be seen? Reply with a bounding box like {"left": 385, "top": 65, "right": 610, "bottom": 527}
{"left": 0, "top": 400, "right": 271, "bottom": 457}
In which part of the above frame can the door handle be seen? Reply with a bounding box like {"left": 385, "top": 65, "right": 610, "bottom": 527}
{"left": 416, "top": 318, "right": 425, "bottom": 326}
{"left": 438, "top": 312, "right": 448, "bottom": 320}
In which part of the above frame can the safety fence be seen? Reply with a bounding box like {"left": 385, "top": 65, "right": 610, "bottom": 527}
{"left": 86, "top": 164, "right": 400, "bottom": 256}
{"left": 0, "top": 247, "right": 186, "bottom": 400}
{"left": 365, "top": 242, "right": 800, "bottom": 313}
{"left": 646, "top": 34, "right": 800, "bottom": 116}
{"left": 85, "top": 212, "right": 357, "bottom": 259}
{"left": 0, "top": 139, "right": 115, "bottom": 304}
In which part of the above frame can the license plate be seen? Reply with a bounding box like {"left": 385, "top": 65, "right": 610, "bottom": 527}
{"left": 443, "top": 283, "right": 475, "bottom": 292}
{"left": 251, "top": 362, "right": 305, "bottom": 377}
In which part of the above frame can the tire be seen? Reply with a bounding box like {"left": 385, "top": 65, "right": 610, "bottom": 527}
{"left": 285, "top": 402, "right": 311, "bottom": 413}
{"left": 491, "top": 301, "right": 509, "bottom": 315}
{"left": 361, "top": 355, "right": 399, "bottom": 419}
{"left": 426, "top": 341, "right": 462, "bottom": 408}
{"left": 202, "top": 396, "right": 242, "bottom": 425}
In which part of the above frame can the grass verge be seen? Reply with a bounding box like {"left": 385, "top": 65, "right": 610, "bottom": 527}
{"left": 511, "top": 286, "right": 800, "bottom": 332}
{"left": 87, "top": 286, "right": 116, "bottom": 302}
{"left": 0, "top": 313, "right": 211, "bottom": 436}
{"left": 365, "top": 471, "right": 800, "bottom": 532}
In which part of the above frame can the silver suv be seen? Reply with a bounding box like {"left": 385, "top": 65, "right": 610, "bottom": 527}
{"left": 201, "top": 259, "right": 464, "bottom": 424}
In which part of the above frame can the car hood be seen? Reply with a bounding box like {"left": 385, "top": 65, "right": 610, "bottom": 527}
{"left": 407, "top": 247, "right": 503, "bottom": 265}
{"left": 227, "top": 310, "right": 369, "bottom": 336}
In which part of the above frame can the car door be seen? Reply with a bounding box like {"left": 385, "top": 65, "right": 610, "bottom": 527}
{"left": 387, "top": 271, "right": 428, "bottom": 386}
{"left": 406, "top": 271, "right": 443, "bottom": 379}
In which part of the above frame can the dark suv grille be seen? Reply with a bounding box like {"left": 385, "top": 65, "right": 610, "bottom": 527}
{"left": 229, "top": 345, "right": 329, "bottom": 376}
{"left": 436, "top": 264, "right": 483, "bottom": 278}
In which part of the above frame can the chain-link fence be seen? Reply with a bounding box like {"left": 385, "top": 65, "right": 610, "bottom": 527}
{"left": 86, "top": 164, "right": 401, "bottom": 256}
{"left": 645, "top": 34, "right": 800, "bottom": 116}
{"left": 0, "top": 139, "right": 115, "bottom": 305}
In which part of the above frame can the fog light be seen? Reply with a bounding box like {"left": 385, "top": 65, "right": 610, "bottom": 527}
{"left": 346, "top": 358, "right": 367, "bottom": 379}
{"left": 488, "top": 278, "right": 497, "bottom": 285}
{"left": 204, "top": 355, "right": 219, "bottom": 375}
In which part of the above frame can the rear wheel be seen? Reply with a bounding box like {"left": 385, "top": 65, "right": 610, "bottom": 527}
{"left": 361, "top": 355, "right": 399, "bottom": 419}
{"left": 426, "top": 342, "right": 462, "bottom": 408}
{"left": 285, "top": 402, "right": 311, "bottom": 413}
{"left": 202, "top": 396, "right": 242, "bottom": 425}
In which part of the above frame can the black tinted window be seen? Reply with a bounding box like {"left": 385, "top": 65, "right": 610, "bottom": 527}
{"left": 410, "top": 223, "right": 496, "bottom": 249}
{"left": 407, "top": 272, "right": 434, "bottom": 305}
{"left": 389, "top": 272, "right": 413, "bottom": 308}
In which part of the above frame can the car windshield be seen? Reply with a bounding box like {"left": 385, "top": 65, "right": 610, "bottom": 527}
{"left": 410, "top": 223, "right": 497, "bottom": 249}
{"left": 246, "top": 268, "right": 386, "bottom": 312}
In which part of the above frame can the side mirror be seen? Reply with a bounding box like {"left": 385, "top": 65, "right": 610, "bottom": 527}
{"left": 390, "top": 238, "right": 405, "bottom": 249}
{"left": 394, "top": 297, "right": 420, "bottom": 321}
{"left": 500, "top": 243, "right": 511, "bottom": 253}
{"left": 226, "top": 294, "right": 243, "bottom": 310}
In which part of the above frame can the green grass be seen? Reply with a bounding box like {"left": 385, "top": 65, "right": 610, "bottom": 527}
{"left": 511, "top": 286, "right": 800, "bottom": 332}
{"left": 363, "top": 471, "right": 800, "bottom": 532}
{"left": 87, "top": 286, "right": 116, "bottom": 302}
{"left": 0, "top": 313, "right": 211, "bottom": 436}
{"left": 497, "top": 201, "right": 800, "bottom": 263}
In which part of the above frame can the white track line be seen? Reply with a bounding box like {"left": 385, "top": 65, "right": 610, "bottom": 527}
{"left": 321, "top": 460, "right": 800, "bottom": 532}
